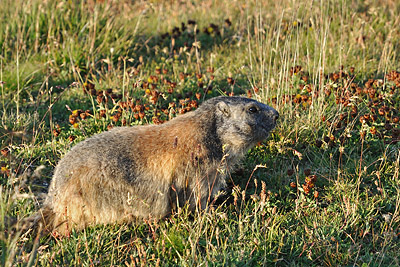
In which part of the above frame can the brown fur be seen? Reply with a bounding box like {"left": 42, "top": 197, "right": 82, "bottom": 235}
{"left": 23, "top": 96, "right": 279, "bottom": 235}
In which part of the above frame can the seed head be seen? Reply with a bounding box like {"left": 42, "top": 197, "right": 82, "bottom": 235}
{"left": 227, "top": 77, "right": 235, "bottom": 85}
{"left": 1, "top": 148, "right": 9, "bottom": 157}
{"left": 302, "top": 184, "right": 310, "bottom": 194}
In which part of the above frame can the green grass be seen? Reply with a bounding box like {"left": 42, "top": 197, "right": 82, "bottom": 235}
{"left": 1, "top": 0, "right": 400, "bottom": 266}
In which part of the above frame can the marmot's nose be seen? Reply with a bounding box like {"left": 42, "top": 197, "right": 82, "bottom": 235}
{"left": 271, "top": 109, "right": 279, "bottom": 123}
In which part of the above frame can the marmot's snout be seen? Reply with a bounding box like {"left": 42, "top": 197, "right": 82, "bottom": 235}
{"left": 259, "top": 106, "right": 279, "bottom": 137}
{"left": 270, "top": 109, "right": 279, "bottom": 124}
{"left": 263, "top": 106, "right": 279, "bottom": 127}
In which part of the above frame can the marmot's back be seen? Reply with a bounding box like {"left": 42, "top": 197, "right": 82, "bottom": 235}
{"left": 40, "top": 96, "right": 279, "bottom": 234}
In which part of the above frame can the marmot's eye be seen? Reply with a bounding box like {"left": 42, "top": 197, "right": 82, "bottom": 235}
{"left": 248, "top": 107, "right": 258, "bottom": 113}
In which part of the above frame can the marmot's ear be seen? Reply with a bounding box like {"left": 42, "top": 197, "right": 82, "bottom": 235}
{"left": 217, "top": 101, "right": 230, "bottom": 117}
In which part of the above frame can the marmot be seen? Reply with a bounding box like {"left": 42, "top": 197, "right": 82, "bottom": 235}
{"left": 29, "top": 96, "right": 279, "bottom": 234}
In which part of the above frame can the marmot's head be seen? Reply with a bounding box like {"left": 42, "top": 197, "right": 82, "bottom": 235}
{"left": 201, "top": 96, "right": 279, "bottom": 153}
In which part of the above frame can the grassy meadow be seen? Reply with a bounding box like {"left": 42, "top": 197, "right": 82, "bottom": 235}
{"left": 1, "top": 0, "right": 400, "bottom": 265}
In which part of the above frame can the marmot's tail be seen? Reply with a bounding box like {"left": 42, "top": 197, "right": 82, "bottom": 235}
{"left": 6, "top": 206, "right": 56, "bottom": 236}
